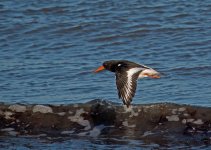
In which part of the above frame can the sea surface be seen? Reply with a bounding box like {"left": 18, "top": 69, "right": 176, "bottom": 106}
{"left": 0, "top": 0, "right": 211, "bottom": 149}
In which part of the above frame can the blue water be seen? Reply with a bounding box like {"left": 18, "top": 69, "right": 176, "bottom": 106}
{"left": 0, "top": 0, "right": 211, "bottom": 106}
{"left": 0, "top": 0, "right": 211, "bottom": 148}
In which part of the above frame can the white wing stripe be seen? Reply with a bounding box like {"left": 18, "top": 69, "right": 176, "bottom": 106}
{"left": 125, "top": 68, "right": 142, "bottom": 100}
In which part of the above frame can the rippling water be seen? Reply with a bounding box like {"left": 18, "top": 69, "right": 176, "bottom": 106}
{"left": 0, "top": 0, "right": 211, "bottom": 149}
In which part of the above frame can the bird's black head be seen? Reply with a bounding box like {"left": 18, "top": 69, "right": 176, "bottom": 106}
{"left": 103, "top": 60, "right": 139, "bottom": 72}
{"left": 94, "top": 60, "right": 141, "bottom": 73}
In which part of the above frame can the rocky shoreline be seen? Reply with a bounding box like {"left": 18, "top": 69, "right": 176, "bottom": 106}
{"left": 0, "top": 100, "right": 210, "bottom": 147}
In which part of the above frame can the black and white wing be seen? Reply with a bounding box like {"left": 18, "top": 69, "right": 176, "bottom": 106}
{"left": 115, "top": 68, "right": 142, "bottom": 107}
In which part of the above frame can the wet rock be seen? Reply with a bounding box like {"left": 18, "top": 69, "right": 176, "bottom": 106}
{"left": 68, "top": 108, "right": 91, "bottom": 130}
{"left": 166, "top": 115, "right": 180, "bottom": 121}
{"left": 89, "top": 125, "right": 106, "bottom": 137}
{"left": 61, "top": 130, "right": 74, "bottom": 135}
{"left": 32, "top": 105, "right": 53, "bottom": 113}
{"left": 193, "top": 119, "right": 204, "bottom": 125}
{"left": 0, "top": 100, "right": 210, "bottom": 147}
{"left": 8, "top": 104, "right": 26, "bottom": 113}
{"left": 90, "top": 101, "right": 116, "bottom": 126}
{"left": 1, "top": 128, "right": 15, "bottom": 132}
{"left": 4, "top": 111, "right": 13, "bottom": 119}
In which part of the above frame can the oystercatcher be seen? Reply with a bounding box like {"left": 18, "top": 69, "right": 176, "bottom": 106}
{"left": 94, "top": 60, "right": 160, "bottom": 107}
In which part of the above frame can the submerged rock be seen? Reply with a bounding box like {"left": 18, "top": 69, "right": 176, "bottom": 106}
{"left": 0, "top": 100, "right": 210, "bottom": 147}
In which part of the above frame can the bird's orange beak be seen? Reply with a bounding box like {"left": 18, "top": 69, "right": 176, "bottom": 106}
{"left": 94, "top": 66, "right": 105, "bottom": 73}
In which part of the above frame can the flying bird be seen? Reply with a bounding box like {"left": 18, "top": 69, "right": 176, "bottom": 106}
{"left": 94, "top": 60, "right": 160, "bottom": 107}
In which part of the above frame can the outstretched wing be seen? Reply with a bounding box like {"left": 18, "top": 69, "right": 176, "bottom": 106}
{"left": 115, "top": 68, "right": 142, "bottom": 107}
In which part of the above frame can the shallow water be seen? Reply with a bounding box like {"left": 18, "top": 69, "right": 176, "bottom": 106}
{"left": 0, "top": 0, "right": 211, "bottom": 149}
{"left": 0, "top": 137, "right": 208, "bottom": 150}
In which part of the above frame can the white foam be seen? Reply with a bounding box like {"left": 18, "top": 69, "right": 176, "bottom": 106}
{"left": 32, "top": 105, "right": 53, "bottom": 113}
{"left": 8, "top": 131, "right": 19, "bottom": 136}
{"left": 89, "top": 125, "right": 106, "bottom": 137}
{"left": 1, "top": 128, "right": 14, "bottom": 132}
{"left": 32, "top": 134, "right": 47, "bottom": 137}
{"left": 78, "top": 132, "right": 88, "bottom": 136}
{"left": 142, "top": 131, "right": 154, "bottom": 137}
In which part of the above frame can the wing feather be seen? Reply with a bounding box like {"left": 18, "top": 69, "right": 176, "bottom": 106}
{"left": 116, "top": 68, "right": 142, "bottom": 107}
